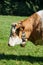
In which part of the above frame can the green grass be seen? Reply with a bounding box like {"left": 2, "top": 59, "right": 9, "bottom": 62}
{"left": 0, "top": 15, "right": 43, "bottom": 65}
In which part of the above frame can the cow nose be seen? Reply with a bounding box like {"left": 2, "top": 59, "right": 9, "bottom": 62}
{"left": 8, "top": 44, "right": 10, "bottom": 46}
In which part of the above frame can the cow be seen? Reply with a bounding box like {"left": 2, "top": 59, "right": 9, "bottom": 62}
{"left": 8, "top": 10, "right": 43, "bottom": 47}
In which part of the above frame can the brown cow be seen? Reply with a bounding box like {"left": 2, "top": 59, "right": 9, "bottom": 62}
{"left": 8, "top": 10, "right": 43, "bottom": 47}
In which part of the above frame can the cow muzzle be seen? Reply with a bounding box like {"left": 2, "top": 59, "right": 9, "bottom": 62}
{"left": 8, "top": 36, "right": 22, "bottom": 46}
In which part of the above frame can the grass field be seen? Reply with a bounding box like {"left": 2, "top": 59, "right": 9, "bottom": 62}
{"left": 0, "top": 15, "right": 43, "bottom": 65}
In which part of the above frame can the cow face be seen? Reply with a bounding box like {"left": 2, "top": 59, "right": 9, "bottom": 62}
{"left": 8, "top": 23, "right": 22, "bottom": 46}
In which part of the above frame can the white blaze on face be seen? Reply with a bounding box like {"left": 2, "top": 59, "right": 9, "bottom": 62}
{"left": 8, "top": 36, "right": 22, "bottom": 46}
{"left": 12, "top": 27, "right": 16, "bottom": 33}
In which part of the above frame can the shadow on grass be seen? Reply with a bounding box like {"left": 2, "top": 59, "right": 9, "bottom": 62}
{"left": 0, "top": 53, "right": 43, "bottom": 63}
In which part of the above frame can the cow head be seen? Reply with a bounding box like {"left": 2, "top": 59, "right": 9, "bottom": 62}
{"left": 8, "top": 23, "right": 22, "bottom": 46}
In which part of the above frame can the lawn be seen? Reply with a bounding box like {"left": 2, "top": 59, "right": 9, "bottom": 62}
{"left": 0, "top": 15, "right": 43, "bottom": 65}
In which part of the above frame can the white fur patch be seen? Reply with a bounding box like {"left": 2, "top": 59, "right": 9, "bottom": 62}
{"left": 36, "top": 10, "right": 43, "bottom": 27}
{"left": 8, "top": 36, "right": 22, "bottom": 46}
